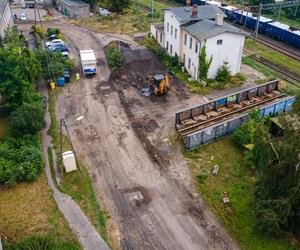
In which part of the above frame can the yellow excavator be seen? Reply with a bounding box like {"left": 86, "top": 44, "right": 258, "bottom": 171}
{"left": 147, "top": 74, "right": 171, "bottom": 95}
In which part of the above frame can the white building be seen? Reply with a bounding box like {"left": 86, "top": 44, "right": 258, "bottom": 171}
{"left": 151, "top": 5, "right": 248, "bottom": 80}
{"left": 0, "top": 0, "right": 13, "bottom": 38}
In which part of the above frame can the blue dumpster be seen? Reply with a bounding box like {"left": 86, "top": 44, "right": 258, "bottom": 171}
{"left": 57, "top": 77, "right": 65, "bottom": 87}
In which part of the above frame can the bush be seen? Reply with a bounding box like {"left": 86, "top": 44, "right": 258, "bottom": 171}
{"left": 105, "top": 47, "right": 123, "bottom": 71}
{"left": 9, "top": 101, "right": 45, "bottom": 137}
{"left": 0, "top": 134, "right": 43, "bottom": 185}
{"left": 254, "top": 207, "right": 281, "bottom": 237}
{"left": 215, "top": 61, "right": 231, "bottom": 83}
{"left": 47, "top": 27, "right": 60, "bottom": 37}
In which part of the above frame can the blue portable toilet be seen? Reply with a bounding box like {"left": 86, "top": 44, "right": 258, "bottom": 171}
{"left": 57, "top": 77, "right": 65, "bottom": 87}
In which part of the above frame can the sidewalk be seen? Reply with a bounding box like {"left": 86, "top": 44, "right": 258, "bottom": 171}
{"left": 42, "top": 90, "right": 110, "bottom": 250}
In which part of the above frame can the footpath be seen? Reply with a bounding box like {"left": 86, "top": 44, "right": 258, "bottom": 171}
{"left": 42, "top": 90, "right": 110, "bottom": 250}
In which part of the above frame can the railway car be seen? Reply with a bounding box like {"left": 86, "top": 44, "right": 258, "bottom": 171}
{"left": 174, "top": 0, "right": 300, "bottom": 48}
{"left": 220, "top": 5, "right": 300, "bottom": 48}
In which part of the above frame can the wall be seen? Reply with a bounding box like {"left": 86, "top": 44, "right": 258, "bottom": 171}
{"left": 58, "top": 0, "right": 90, "bottom": 18}
{"left": 150, "top": 24, "right": 164, "bottom": 47}
{"left": 0, "top": 0, "right": 13, "bottom": 38}
{"left": 181, "top": 30, "right": 201, "bottom": 80}
{"left": 164, "top": 10, "right": 181, "bottom": 57}
{"left": 205, "top": 32, "right": 244, "bottom": 78}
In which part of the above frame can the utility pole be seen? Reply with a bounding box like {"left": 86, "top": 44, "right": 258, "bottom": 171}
{"left": 254, "top": 3, "right": 262, "bottom": 41}
{"left": 62, "top": 119, "right": 81, "bottom": 175}
{"left": 59, "top": 119, "right": 64, "bottom": 179}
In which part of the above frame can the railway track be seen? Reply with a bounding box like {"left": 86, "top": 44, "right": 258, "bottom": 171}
{"left": 244, "top": 51, "right": 300, "bottom": 88}
{"left": 156, "top": 0, "right": 180, "bottom": 7}
{"left": 131, "top": 2, "right": 151, "bottom": 12}
{"left": 255, "top": 36, "right": 300, "bottom": 61}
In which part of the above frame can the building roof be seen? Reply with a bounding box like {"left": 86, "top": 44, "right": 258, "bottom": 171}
{"left": 181, "top": 19, "right": 249, "bottom": 41}
{"left": 60, "top": 0, "right": 89, "bottom": 7}
{"left": 165, "top": 5, "right": 224, "bottom": 23}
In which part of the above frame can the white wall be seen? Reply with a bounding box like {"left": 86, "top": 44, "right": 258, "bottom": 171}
{"left": 150, "top": 24, "right": 164, "bottom": 47}
{"left": 205, "top": 33, "right": 245, "bottom": 78}
{"left": 181, "top": 30, "right": 200, "bottom": 80}
{"left": 0, "top": 1, "right": 13, "bottom": 38}
{"left": 164, "top": 10, "right": 181, "bottom": 57}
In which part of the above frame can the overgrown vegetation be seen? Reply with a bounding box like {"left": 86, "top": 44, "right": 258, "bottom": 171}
{"left": 5, "top": 235, "right": 81, "bottom": 250}
{"left": 0, "top": 28, "right": 46, "bottom": 185}
{"left": 98, "top": 0, "right": 130, "bottom": 12}
{"left": 105, "top": 47, "right": 123, "bottom": 71}
{"left": 70, "top": 9, "right": 162, "bottom": 34}
{"left": 231, "top": 95, "right": 300, "bottom": 240}
{"left": 184, "top": 136, "right": 298, "bottom": 250}
{"left": 245, "top": 38, "right": 300, "bottom": 77}
{"left": 198, "top": 45, "right": 212, "bottom": 80}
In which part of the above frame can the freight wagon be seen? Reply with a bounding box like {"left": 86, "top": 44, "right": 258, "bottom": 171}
{"left": 175, "top": 0, "right": 300, "bottom": 48}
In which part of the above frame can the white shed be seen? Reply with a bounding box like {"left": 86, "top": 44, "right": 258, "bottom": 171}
{"left": 62, "top": 151, "right": 77, "bottom": 173}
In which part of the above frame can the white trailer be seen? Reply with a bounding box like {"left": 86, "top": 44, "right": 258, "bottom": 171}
{"left": 80, "top": 49, "right": 97, "bottom": 75}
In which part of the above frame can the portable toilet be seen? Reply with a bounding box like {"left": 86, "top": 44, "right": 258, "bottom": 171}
{"left": 57, "top": 77, "right": 65, "bottom": 87}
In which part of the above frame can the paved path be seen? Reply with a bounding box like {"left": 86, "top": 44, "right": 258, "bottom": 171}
{"left": 42, "top": 90, "right": 110, "bottom": 250}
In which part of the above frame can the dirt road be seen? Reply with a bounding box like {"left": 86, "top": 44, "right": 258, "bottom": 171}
{"left": 19, "top": 22, "right": 239, "bottom": 250}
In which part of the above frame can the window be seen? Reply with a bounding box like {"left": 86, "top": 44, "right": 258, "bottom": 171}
{"left": 217, "top": 39, "right": 223, "bottom": 45}
{"left": 189, "top": 37, "right": 192, "bottom": 49}
{"left": 184, "top": 33, "right": 187, "bottom": 45}
{"left": 171, "top": 25, "right": 173, "bottom": 36}
{"left": 167, "top": 22, "right": 169, "bottom": 33}
{"left": 160, "top": 33, "right": 162, "bottom": 43}
{"left": 195, "top": 42, "right": 198, "bottom": 53}
{"left": 170, "top": 44, "right": 173, "bottom": 54}
{"left": 188, "top": 58, "right": 191, "bottom": 69}
{"left": 183, "top": 53, "right": 186, "bottom": 65}
{"left": 175, "top": 28, "right": 177, "bottom": 39}
{"left": 166, "top": 41, "right": 169, "bottom": 51}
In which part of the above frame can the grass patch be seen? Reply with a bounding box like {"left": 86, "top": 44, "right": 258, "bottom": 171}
{"left": 132, "top": 0, "right": 172, "bottom": 12}
{"left": 0, "top": 173, "right": 79, "bottom": 246}
{"left": 245, "top": 38, "right": 300, "bottom": 77}
{"left": 183, "top": 136, "right": 299, "bottom": 250}
{"left": 47, "top": 92, "right": 108, "bottom": 242}
{"left": 70, "top": 9, "right": 162, "bottom": 35}
{"left": 242, "top": 56, "right": 277, "bottom": 83}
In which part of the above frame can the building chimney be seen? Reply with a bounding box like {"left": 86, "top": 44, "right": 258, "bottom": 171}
{"left": 215, "top": 13, "right": 224, "bottom": 25}
{"left": 191, "top": 4, "right": 198, "bottom": 17}
{"left": 185, "top": 0, "right": 191, "bottom": 6}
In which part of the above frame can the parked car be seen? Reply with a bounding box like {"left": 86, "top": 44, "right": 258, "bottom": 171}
{"left": 45, "top": 39, "right": 64, "bottom": 48}
{"left": 49, "top": 45, "right": 69, "bottom": 57}
{"left": 19, "top": 13, "right": 27, "bottom": 21}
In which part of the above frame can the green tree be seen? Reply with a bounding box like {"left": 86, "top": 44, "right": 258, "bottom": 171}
{"left": 35, "top": 49, "right": 74, "bottom": 80}
{"left": 105, "top": 47, "right": 123, "bottom": 71}
{"left": 198, "top": 45, "right": 212, "bottom": 80}
{"left": 9, "top": 101, "right": 45, "bottom": 137}
{"left": 3, "top": 27, "right": 26, "bottom": 48}
{"left": 254, "top": 114, "right": 300, "bottom": 236}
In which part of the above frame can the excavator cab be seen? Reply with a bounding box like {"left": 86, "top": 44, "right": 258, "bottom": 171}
{"left": 147, "top": 74, "right": 170, "bottom": 95}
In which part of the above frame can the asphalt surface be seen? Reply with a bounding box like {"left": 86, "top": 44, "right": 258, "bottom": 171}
{"left": 41, "top": 88, "right": 110, "bottom": 250}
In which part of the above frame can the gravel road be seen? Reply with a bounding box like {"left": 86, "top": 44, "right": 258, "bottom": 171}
{"left": 19, "top": 21, "right": 240, "bottom": 250}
